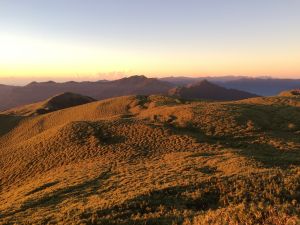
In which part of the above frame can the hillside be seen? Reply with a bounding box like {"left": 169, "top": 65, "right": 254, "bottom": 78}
{"left": 3, "top": 92, "right": 96, "bottom": 116}
{"left": 279, "top": 89, "right": 300, "bottom": 97}
{"left": 0, "top": 93, "right": 299, "bottom": 224}
{"left": 168, "top": 80, "right": 258, "bottom": 100}
{"left": 0, "top": 76, "right": 174, "bottom": 111}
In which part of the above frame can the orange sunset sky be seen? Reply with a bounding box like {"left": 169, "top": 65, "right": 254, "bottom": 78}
{"left": 0, "top": 0, "right": 300, "bottom": 84}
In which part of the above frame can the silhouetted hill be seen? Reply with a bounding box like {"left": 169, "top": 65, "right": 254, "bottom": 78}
{"left": 0, "top": 76, "right": 174, "bottom": 111}
{"left": 4, "top": 92, "right": 96, "bottom": 116}
{"left": 168, "top": 80, "right": 258, "bottom": 100}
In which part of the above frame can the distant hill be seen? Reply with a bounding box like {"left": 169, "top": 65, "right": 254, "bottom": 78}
{"left": 168, "top": 80, "right": 258, "bottom": 100}
{"left": 0, "top": 75, "right": 174, "bottom": 111}
{"left": 160, "top": 76, "right": 250, "bottom": 86}
{"left": 4, "top": 92, "right": 96, "bottom": 116}
{"left": 161, "top": 77, "right": 300, "bottom": 96}
{"left": 216, "top": 78, "right": 300, "bottom": 96}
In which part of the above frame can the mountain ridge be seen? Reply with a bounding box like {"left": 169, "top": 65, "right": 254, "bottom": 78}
{"left": 168, "top": 80, "right": 259, "bottom": 100}
{"left": 0, "top": 76, "right": 174, "bottom": 111}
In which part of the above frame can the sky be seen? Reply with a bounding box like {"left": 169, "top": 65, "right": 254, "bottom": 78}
{"left": 0, "top": 0, "right": 300, "bottom": 84}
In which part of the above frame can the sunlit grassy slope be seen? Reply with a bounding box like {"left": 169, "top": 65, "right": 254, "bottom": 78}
{"left": 0, "top": 93, "right": 299, "bottom": 224}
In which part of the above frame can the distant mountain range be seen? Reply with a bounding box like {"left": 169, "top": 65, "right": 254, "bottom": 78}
{"left": 217, "top": 78, "right": 300, "bottom": 96}
{"left": 161, "top": 76, "right": 300, "bottom": 96}
{"left": 2, "top": 75, "right": 300, "bottom": 111}
{"left": 160, "top": 76, "right": 255, "bottom": 86}
{"left": 168, "top": 80, "right": 258, "bottom": 100}
{"left": 0, "top": 76, "right": 173, "bottom": 111}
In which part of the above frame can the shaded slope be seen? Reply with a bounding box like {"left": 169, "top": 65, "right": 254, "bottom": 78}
{"left": 168, "top": 80, "right": 258, "bottom": 101}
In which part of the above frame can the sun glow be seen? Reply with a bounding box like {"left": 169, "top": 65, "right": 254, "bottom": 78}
{"left": 0, "top": 32, "right": 299, "bottom": 79}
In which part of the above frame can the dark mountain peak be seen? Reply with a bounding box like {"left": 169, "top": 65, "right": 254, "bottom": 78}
{"left": 123, "top": 75, "right": 147, "bottom": 81}
{"left": 45, "top": 81, "right": 56, "bottom": 84}
{"left": 26, "top": 81, "right": 57, "bottom": 87}
{"left": 169, "top": 80, "right": 258, "bottom": 101}
{"left": 116, "top": 75, "right": 171, "bottom": 86}
{"left": 198, "top": 79, "right": 210, "bottom": 85}
{"left": 187, "top": 79, "right": 216, "bottom": 88}
{"left": 130, "top": 75, "right": 147, "bottom": 79}
{"left": 26, "top": 81, "right": 38, "bottom": 86}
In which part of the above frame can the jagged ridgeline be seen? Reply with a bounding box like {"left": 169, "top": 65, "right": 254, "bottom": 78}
{"left": 0, "top": 93, "right": 299, "bottom": 224}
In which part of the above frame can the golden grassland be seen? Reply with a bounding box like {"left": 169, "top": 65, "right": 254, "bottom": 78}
{"left": 0, "top": 94, "right": 299, "bottom": 224}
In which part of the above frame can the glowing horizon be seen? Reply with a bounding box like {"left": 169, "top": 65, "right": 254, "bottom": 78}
{"left": 1, "top": 0, "right": 300, "bottom": 82}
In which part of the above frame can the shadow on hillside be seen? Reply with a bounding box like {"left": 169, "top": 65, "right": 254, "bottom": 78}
{"left": 0, "top": 115, "right": 23, "bottom": 136}
{"left": 213, "top": 134, "right": 300, "bottom": 168}
{"left": 204, "top": 134, "right": 300, "bottom": 168}
{"left": 151, "top": 120, "right": 300, "bottom": 168}
{"left": 90, "top": 184, "right": 220, "bottom": 224}
{"left": 1, "top": 169, "right": 113, "bottom": 218}
{"left": 231, "top": 103, "right": 300, "bottom": 131}
{"left": 83, "top": 170, "right": 295, "bottom": 224}
{"left": 25, "top": 181, "right": 60, "bottom": 196}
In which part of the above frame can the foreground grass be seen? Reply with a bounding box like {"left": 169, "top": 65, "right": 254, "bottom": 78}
{"left": 0, "top": 95, "right": 299, "bottom": 224}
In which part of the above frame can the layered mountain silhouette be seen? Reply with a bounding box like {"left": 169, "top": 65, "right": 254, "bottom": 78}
{"left": 168, "top": 80, "right": 258, "bottom": 100}
{"left": 161, "top": 77, "right": 300, "bottom": 96}
{"left": 2, "top": 76, "right": 300, "bottom": 112}
{"left": 0, "top": 76, "right": 260, "bottom": 111}
{"left": 0, "top": 75, "right": 173, "bottom": 111}
{"left": 216, "top": 78, "right": 300, "bottom": 96}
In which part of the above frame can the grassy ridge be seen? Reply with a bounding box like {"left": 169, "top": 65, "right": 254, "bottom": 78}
{"left": 0, "top": 95, "right": 299, "bottom": 224}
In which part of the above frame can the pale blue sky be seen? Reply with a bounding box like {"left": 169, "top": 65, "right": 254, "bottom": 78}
{"left": 0, "top": 0, "right": 300, "bottom": 82}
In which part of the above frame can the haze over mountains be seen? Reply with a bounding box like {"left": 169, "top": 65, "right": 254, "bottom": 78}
{"left": 162, "top": 76, "right": 300, "bottom": 96}
{"left": 2, "top": 75, "right": 300, "bottom": 112}
{"left": 0, "top": 76, "right": 173, "bottom": 111}
{"left": 0, "top": 75, "right": 259, "bottom": 111}
{"left": 168, "top": 80, "right": 258, "bottom": 101}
